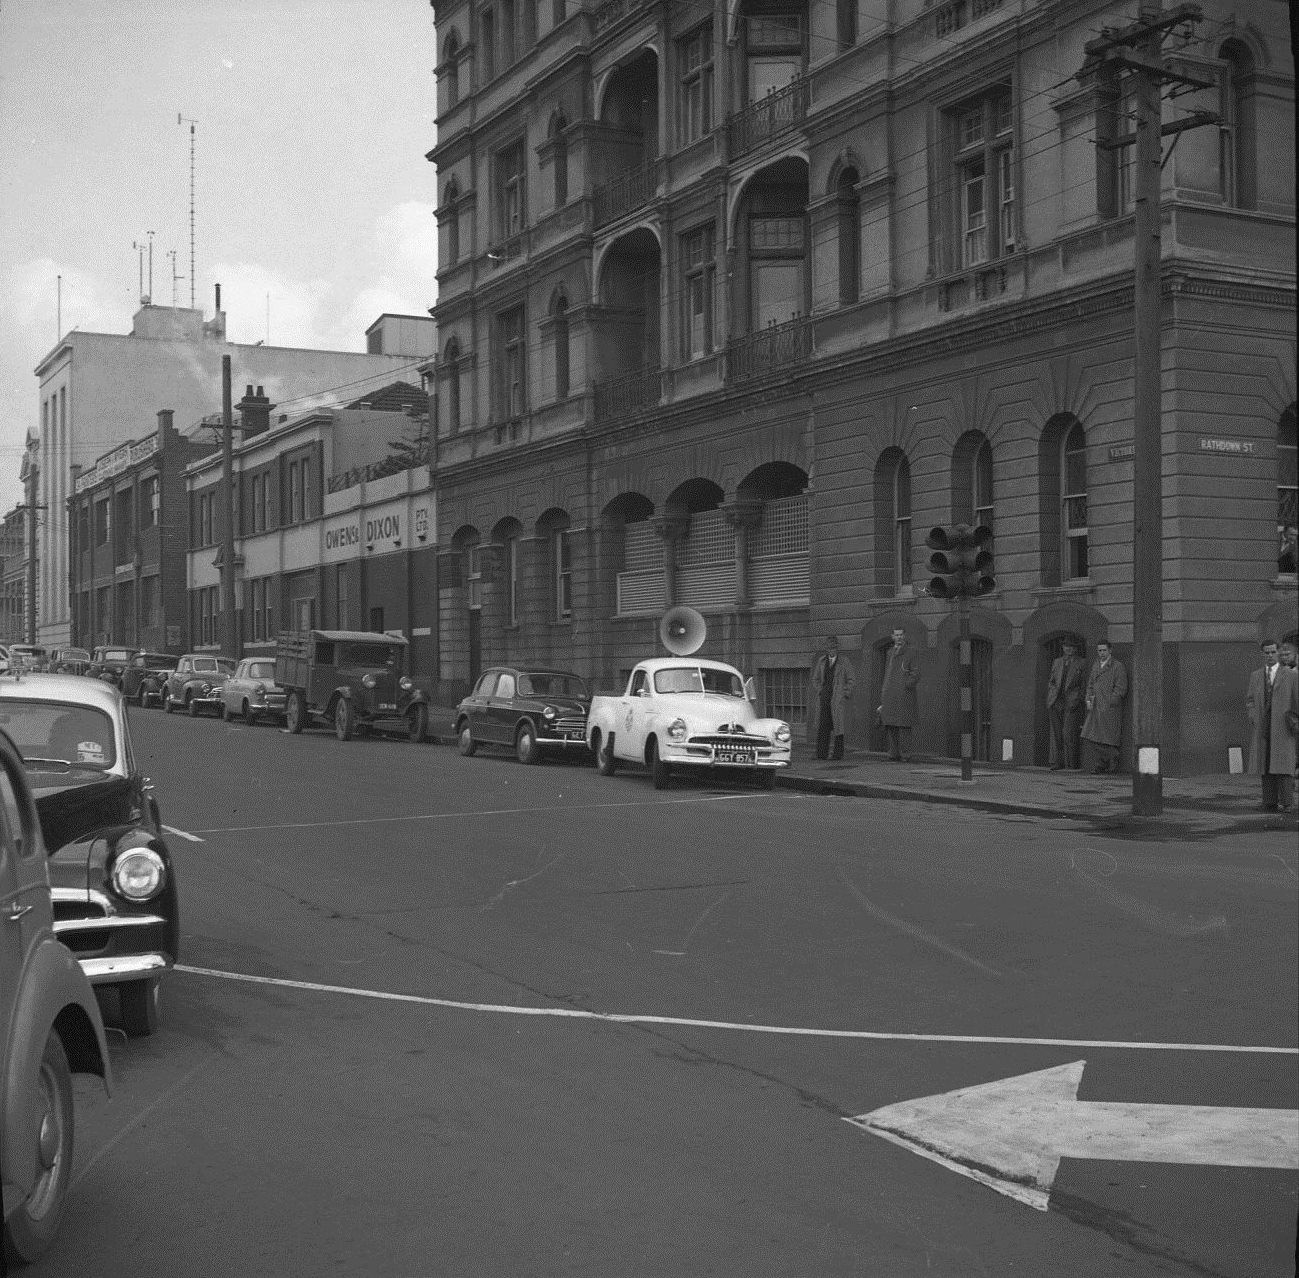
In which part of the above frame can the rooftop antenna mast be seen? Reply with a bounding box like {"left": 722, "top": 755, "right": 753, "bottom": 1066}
{"left": 167, "top": 249, "right": 184, "bottom": 307}
{"left": 178, "top": 114, "right": 199, "bottom": 309}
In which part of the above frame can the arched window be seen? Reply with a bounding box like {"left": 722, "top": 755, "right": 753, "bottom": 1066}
{"left": 1278, "top": 406, "right": 1297, "bottom": 576}
{"left": 550, "top": 112, "right": 569, "bottom": 208}
{"left": 952, "top": 430, "right": 994, "bottom": 530}
{"left": 443, "top": 179, "right": 460, "bottom": 265}
{"left": 538, "top": 510, "right": 573, "bottom": 620}
{"left": 836, "top": 167, "right": 860, "bottom": 306}
{"left": 1219, "top": 40, "right": 1256, "bottom": 210}
{"left": 443, "top": 33, "right": 460, "bottom": 109}
{"left": 551, "top": 292, "right": 570, "bottom": 400}
{"left": 1061, "top": 422, "right": 1088, "bottom": 581}
{"left": 874, "top": 448, "right": 912, "bottom": 597}
{"left": 443, "top": 338, "right": 462, "bottom": 434}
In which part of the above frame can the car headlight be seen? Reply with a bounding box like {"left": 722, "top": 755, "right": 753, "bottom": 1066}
{"left": 362, "top": 673, "right": 377, "bottom": 689}
{"left": 399, "top": 676, "right": 413, "bottom": 692}
{"left": 775, "top": 722, "right": 792, "bottom": 743}
{"left": 667, "top": 718, "right": 688, "bottom": 742}
{"left": 112, "top": 848, "right": 166, "bottom": 901}
{"left": 542, "top": 705, "right": 556, "bottom": 721}
{"left": 198, "top": 682, "right": 211, "bottom": 695}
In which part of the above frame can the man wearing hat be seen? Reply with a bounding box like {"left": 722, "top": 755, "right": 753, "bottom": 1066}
{"left": 811, "top": 635, "right": 855, "bottom": 761}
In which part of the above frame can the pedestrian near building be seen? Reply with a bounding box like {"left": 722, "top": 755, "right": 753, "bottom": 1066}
{"left": 1280, "top": 639, "right": 1297, "bottom": 670}
{"left": 1046, "top": 640, "right": 1086, "bottom": 770}
{"left": 1081, "top": 641, "right": 1127, "bottom": 774}
{"left": 1245, "top": 639, "right": 1298, "bottom": 812}
{"left": 811, "top": 635, "right": 855, "bottom": 761}
{"left": 878, "top": 627, "right": 919, "bottom": 762}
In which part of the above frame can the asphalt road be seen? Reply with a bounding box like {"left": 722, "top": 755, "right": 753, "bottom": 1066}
{"left": 27, "top": 708, "right": 1299, "bottom": 1277}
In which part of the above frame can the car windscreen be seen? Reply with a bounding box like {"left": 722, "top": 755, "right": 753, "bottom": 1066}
{"left": 341, "top": 643, "right": 401, "bottom": 668}
{"left": 653, "top": 666, "right": 744, "bottom": 697}
{"left": 62, "top": 650, "right": 91, "bottom": 662}
{"left": 518, "top": 673, "right": 588, "bottom": 698}
{"left": 102, "top": 650, "right": 133, "bottom": 663}
{"left": 0, "top": 700, "right": 117, "bottom": 772}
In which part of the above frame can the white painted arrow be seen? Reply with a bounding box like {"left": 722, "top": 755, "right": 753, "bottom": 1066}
{"left": 846, "top": 1060, "right": 1299, "bottom": 1212}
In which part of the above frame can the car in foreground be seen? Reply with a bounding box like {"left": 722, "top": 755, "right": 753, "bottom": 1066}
{"left": 86, "top": 645, "right": 136, "bottom": 690}
{"left": 49, "top": 648, "right": 92, "bottom": 677}
{"left": 121, "top": 651, "right": 179, "bottom": 707}
{"left": 585, "top": 656, "right": 792, "bottom": 789}
{"left": 454, "top": 667, "right": 591, "bottom": 764}
{"left": 0, "top": 673, "right": 179, "bottom": 1037}
{"left": 220, "top": 656, "right": 287, "bottom": 725}
{"left": 1, "top": 723, "right": 112, "bottom": 1266}
{"left": 163, "top": 653, "right": 235, "bottom": 716}
{"left": 278, "top": 630, "right": 429, "bottom": 742}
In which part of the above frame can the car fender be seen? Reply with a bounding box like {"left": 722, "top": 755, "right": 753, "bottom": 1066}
{"left": 3, "top": 938, "right": 111, "bottom": 1203}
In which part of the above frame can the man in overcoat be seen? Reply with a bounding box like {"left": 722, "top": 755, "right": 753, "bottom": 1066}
{"left": 1081, "top": 640, "right": 1127, "bottom": 773}
{"left": 1046, "top": 639, "right": 1087, "bottom": 770}
{"left": 1246, "top": 638, "right": 1299, "bottom": 811}
{"left": 878, "top": 627, "right": 919, "bottom": 762}
{"left": 811, "top": 635, "right": 855, "bottom": 760}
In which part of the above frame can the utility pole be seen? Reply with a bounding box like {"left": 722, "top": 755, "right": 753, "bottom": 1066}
{"left": 221, "top": 356, "right": 239, "bottom": 658}
{"left": 1081, "top": 2, "right": 1214, "bottom": 817}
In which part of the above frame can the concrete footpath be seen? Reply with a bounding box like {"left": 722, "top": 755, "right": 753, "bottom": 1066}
{"left": 424, "top": 704, "right": 1295, "bottom": 838}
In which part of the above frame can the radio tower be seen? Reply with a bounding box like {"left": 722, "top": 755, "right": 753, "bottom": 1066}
{"left": 178, "top": 114, "right": 199, "bottom": 309}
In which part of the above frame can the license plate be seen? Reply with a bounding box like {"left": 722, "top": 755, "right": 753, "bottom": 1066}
{"left": 379, "top": 703, "right": 396, "bottom": 711}
{"left": 561, "top": 729, "right": 584, "bottom": 740}
{"left": 714, "top": 749, "right": 756, "bottom": 765}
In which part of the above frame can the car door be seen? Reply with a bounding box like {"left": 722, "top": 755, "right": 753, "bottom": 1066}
{"left": 486, "top": 671, "right": 517, "bottom": 745}
{"left": 466, "top": 672, "right": 497, "bottom": 741}
{"left": 620, "top": 668, "right": 652, "bottom": 760}
{"left": 168, "top": 657, "right": 191, "bottom": 703}
{"left": 0, "top": 746, "right": 51, "bottom": 1048}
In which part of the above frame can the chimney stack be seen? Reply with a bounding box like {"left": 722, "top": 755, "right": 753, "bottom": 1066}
{"left": 237, "top": 383, "right": 273, "bottom": 437}
{"left": 156, "top": 408, "right": 175, "bottom": 441}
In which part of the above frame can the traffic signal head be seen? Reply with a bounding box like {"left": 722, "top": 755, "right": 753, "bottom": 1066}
{"left": 925, "top": 524, "right": 996, "bottom": 599}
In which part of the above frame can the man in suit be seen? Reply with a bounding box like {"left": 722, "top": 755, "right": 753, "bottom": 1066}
{"left": 811, "top": 635, "right": 855, "bottom": 761}
{"left": 1046, "top": 639, "right": 1086, "bottom": 770}
{"left": 1246, "top": 638, "right": 1299, "bottom": 811}
{"left": 878, "top": 627, "right": 920, "bottom": 762}
{"left": 1081, "top": 640, "right": 1127, "bottom": 774}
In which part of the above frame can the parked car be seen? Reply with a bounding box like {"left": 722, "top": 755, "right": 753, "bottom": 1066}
{"left": 1, "top": 723, "right": 112, "bottom": 1265}
{"left": 121, "top": 651, "right": 180, "bottom": 708}
{"left": 454, "top": 667, "right": 591, "bottom": 764}
{"left": 219, "top": 656, "right": 287, "bottom": 725}
{"left": 8, "top": 644, "right": 49, "bottom": 673}
{"left": 0, "top": 673, "right": 179, "bottom": 1039}
{"left": 49, "top": 647, "right": 92, "bottom": 677}
{"left": 163, "top": 653, "right": 236, "bottom": 716}
{"left": 585, "top": 657, "right": 793, "bottom": 790}
{"left": 277, "top": 630, "right": 429, "bottom": 742}
{"left": 86, "top": 645, "right": 136, "bottom": 690}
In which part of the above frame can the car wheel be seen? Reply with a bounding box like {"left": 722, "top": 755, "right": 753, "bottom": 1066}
{"left": 286, "top": 691, "right": 306, "bottom": 734}
{"left": 456, "top": 721, "right": 477, "bottom": 757}
{"left": 243, "top": 701, "right": 259, "bottom": 727}
{"left": 135, "top": 685, "right": 147, "bottom": 708}
{"left": 1, "top": 1032, "right": 74, "bottom": 1265}
{"left": 334, "top": 697, "right": 355, "bottom": 741}
{"left": 650, "top": 739, "right": 671, "bottom": 790}
{"left": 163, "top": 692, "right": 174, "bottom": 714}
{"left": 118, "top": 978, "right": 161, "bottom": 1038}
{"left": 220, "top": 699, "right": 231, "bottom": 721}
{"left": 408, "top": 703, "right": 428, "bottom": 743}
{"left": 594, "top": 732, "right": 617, "bottom": 776}
{"left": 516, "top": 722, "right": 540, "bottom": 765}
{"left": 187, "top": 694, "right": 200, "bottom": 717}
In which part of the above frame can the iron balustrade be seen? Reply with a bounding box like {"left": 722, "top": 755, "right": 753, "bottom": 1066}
{"left": 725, "top": 316, "right": 811, "bottom": 384}
{"left": 726, "top": 78, "right": 809, "bottom": 159}
{"left": 593, "top": 159, "right": 659, "bottom": 229}
{"left": 593, "top": 366, "right": 662, "bottom": 422}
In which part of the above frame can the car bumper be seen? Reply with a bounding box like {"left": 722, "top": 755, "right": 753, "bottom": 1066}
{"left": 661, "top": 746, "right": 791, "bottom": 769}
{"left": 538, "top": 732, "right": 592, "bottom": 749}
{"left": 79, "top": 952, "right": 172, "bottom": 983}
{"left": 191, "top": 693, "right": 224, "bottom": 710}
{"left": 53, "top": 888, "right": 176, "bottom": 982}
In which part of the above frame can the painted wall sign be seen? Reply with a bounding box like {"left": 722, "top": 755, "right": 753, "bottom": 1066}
{"left": 321, "top": 517, "right": 362, "bottom": 560}
{"left": 1108, "top": 443, "right": 1135, "bottom": 461}
{"left": 1198, "top": 437, "right": 1257, "bottom": 455}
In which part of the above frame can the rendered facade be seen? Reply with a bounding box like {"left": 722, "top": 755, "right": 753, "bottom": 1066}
{"left": 425, "top": 0, "right": 1295, "bottom": 773}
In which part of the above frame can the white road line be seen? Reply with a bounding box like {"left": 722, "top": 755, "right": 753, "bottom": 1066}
{"left": 162, "top": 824, "right": 205, "bottom": 843}
{"left": 187, "top": 793, "right": 757, "bottom": 835}
{"left": 174, "top": 965, "right": 1298, "bottom": 1055}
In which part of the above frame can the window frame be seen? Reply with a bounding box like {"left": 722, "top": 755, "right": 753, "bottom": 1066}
{"left": 949, "top": 85, "right": 1016, "bottom": 269}
{"left": 495, "top": 305, "right": 527, "bottom": 421}
{"left": 677, "top": 23, "right": 715, "bottom": 146}
{"left": 680, "top": 223, "right": 716, "bottom": 360}
{"left": 552, "top": 526, "right": 572, "bottom": 621}
{"left": 1061, "top": 423, "right": 1089, "bottom": 581}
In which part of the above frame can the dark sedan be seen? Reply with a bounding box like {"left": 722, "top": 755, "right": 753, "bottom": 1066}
{"left": 454, "top": 667, "right": 590, "bottom": 764}
{"left": 0, "top": 674, "right": 179, "bottom": 1037}
{"left": 163, "top": 653, "right": 235, "bottom": 716}
{"left": 122, "top": 651, "right": 179, "bottom": 707}
{"left": 87, "top": 645, "right": 136, "bottom": 689}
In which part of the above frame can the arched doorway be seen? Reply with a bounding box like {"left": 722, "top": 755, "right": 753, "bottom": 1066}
{"left": 1034, "top": 631, "right": 1087, "bottom": 765}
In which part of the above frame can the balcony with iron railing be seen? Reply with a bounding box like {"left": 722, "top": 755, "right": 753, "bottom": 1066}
{"left": 593, "top": 159, "right": 661, "bottom": 230}
{"left": 593, "top": 365, "right": 663, "bottom": 423}
{"left": 726, "top": 78, "right": 809, "bottom": 160}
{"left": 725, "top": 316, "right": 812, "bottom": 384}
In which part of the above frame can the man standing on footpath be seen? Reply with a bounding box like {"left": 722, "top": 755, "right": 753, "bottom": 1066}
{"left": 1245, "top": 638, "right": 1298, "bottom": 812}
{"left": 1046, "top": 639, "right": 1086, "bottom": 770}
{"left": 878, "top": 627, "right": 919, "bottom": 762}
{"left": 811, "top": 635, "right": 855, "bottom": 761}
{"left": 1081, "top": 640, "right": 1127, "bottom": 774}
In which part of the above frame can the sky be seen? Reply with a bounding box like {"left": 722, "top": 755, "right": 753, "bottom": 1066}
{"left": 0, "top": 0, "right": 439, "bottom": 512}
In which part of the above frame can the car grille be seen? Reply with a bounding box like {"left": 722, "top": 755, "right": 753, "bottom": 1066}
{"left": 53, "top": 899, "right": 106, "bottom": 923}
{"left": 552, "top": 715, "right": 586, "bottom": 733}
{"left": 690, "top": 733, "right": 771, "bottom": 747}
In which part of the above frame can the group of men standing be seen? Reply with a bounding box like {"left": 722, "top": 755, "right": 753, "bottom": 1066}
{"left": 812, "top": 631, "right": 1298, "bottom": 808}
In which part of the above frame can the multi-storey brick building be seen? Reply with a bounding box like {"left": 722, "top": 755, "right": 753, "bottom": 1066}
{"left": 426, "top": 0, "right": 1295, "bottom": 772}
{"left": 0, "top": 502, "right": 29, "bottom": 647}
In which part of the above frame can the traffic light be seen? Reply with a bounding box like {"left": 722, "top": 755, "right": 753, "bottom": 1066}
{"left": 925, "top": 524, "right": 995, "bottom": 599}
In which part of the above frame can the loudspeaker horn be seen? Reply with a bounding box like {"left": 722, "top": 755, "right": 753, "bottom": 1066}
{"left": 659, "top": 606, "right": 706, "bottom": 656}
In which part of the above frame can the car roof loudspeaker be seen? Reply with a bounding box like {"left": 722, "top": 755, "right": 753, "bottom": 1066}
{"left": 659, "top": 606, "right": 706, "bottom": 657}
